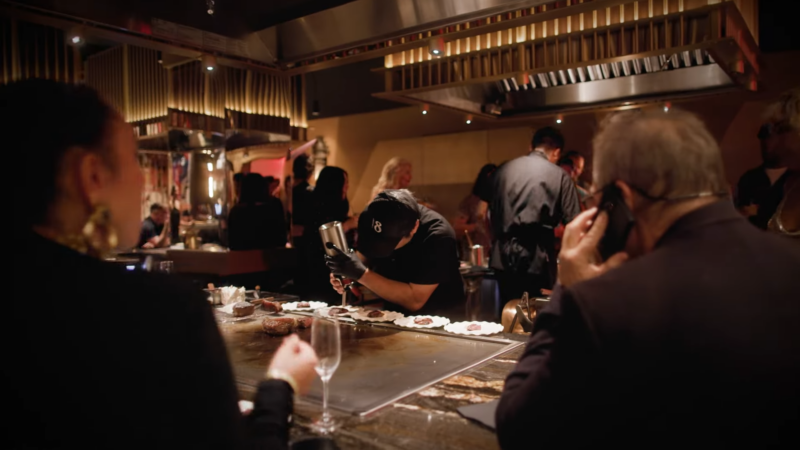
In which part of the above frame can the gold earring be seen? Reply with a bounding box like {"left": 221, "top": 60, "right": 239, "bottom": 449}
{"left": 82, "top": 204, "right": 118, "bottom": 258}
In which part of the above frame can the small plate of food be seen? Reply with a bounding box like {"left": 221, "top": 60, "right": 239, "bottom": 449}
{"left": 350, "top": 309, "right": 404, "bottom": 322}
{"left": 394, "top": 315, "right": 450, "bottom": 329}
{"left": 282, "top": 301, "right": 328, "bottom": 311}
{"left": 444, "top": 321, "right": 504, "bottom": 336}
{"left": 318, "top": 306, "right": 359, "bottom": 317}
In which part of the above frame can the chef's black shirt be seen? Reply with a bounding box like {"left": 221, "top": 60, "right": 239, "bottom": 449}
{"left": 366, "top": 206, "right": 465, "bottom": 318}
{"left": 483, "top": 151, "right": 581, "bottom": 277}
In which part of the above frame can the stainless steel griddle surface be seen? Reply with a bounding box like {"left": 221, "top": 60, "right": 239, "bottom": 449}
{"left": 216, "top": 310, "right": 521, "bottom": 415}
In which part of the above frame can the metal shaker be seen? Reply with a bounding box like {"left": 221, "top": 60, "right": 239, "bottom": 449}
{"left": 470, "top": 245, "right": 487, "bottom": 267}
{"left": 319, "top": 221, "right": 349, "bottom": 256}
{"left": 319, "top": 220, "right": 352, "bottom": 305}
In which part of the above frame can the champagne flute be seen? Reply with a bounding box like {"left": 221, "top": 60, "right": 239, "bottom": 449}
{"left": 311, "top": 314, "right": 341, "bottom": 434}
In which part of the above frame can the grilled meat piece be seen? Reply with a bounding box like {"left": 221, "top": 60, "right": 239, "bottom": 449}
{"left": 261, "top": 301, "right": 283, "bottom": 314}
{"left": 328, "top": 307, "right": 349, "bottom": 316}
{"left": 297, "top": 302, "right": 310, "bottom": 308}
{"left": 261, "top": 318, "right": 295, "bottom": 336}
{"left": 295, "top": 317, "right": 313, "bottom": 329}
{"left": 413, "top": 317, "right": 433, "bottom": 325}
{"left": 232, "top": 302, "right": 255, "bottom": 317}
{"left": 367, "top": 310, "right": 384, "bottom": 318}
{"left": 466, "top": 323, "right": 481, "bottom": 331}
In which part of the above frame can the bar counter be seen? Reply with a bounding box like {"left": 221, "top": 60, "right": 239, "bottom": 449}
{"left": 216, "top": 308, "right": 526, "bottom": 449}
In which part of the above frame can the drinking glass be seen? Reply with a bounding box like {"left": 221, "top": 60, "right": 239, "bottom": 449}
{"left": 311, "top": 314, "right": 341, "bottom": 434}
{"left": 159, "top": 261, "right": 174, "bottom": 273}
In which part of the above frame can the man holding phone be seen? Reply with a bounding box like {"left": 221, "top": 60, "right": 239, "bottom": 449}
{"left": 496, "top": 109, "right": 800, "bottom": 448}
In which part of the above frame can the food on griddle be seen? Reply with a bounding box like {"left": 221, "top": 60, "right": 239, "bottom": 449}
{"left": 414, "top": 317, "right": 433, "bottom": 325}
{"left": 367, "top": 310, "right": 384, "bottom": 318}
{"left": 232, "top": 302, "right": 255, "bottom": 317}
{"left": 297, "top": 302, "right": 310, "bottom": 308}
{"left": 262, "top": 317, "right": 313, "bottom": 336}
{"left": 295, "top": 317, "right": 313, "bottom": 329}
{"left": 261, "top": 300, "right": 283, "bottom": 314}
{"left": 328, "top": 307, "right": 349, "bottom": 316}
{"left": 262, "top": 318, "right": 297, "bottom": 336}
{"left": 466, "top": 323, "right": 481, "bottom": 331}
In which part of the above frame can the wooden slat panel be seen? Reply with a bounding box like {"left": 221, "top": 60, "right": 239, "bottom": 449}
{"left": 0, "top": 18, "right": 76, "bottom": 86}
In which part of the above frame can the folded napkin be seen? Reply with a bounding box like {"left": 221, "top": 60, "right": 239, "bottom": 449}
{"left": 457, "top": 399, "right": 499, "bottom": 430}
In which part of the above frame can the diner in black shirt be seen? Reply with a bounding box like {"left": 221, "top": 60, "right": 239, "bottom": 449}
{"left": 138, "top": 203, "right": 169, "bottom": 248}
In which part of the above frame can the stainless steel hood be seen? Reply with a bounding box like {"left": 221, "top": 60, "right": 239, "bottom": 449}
{"left": 275, "top": 0, "right": 551, "bottom": 61}
{"left": 374, "top": 1, "right": 761, "bottom": 119}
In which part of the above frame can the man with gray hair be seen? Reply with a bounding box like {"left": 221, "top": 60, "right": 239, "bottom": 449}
{"left": 496, "top": 109, "right": 800, "bottom": 448}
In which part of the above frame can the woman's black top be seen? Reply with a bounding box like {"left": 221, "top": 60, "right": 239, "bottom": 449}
{"left": 228, "top": 198, "right": 287, "bottom": 251}
{"left": 5, "top": 231, "right": 293, "bottom": 449}
{"left": 302, "top": 197, "right": 352, "bottom": 301}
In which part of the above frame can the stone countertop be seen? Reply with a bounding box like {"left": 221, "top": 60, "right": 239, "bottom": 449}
{"left": 219, "top": 308, "right": 526, "bottom": 450}
{"left": 290, "top": 343, "right": 523, "bottom": 450}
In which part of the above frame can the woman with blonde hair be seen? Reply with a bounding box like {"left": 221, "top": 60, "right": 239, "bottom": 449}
{"left": 370, "top": 157, "right": 413, "bottom": 200}
{"left": 764, "top": 88, "right": 800, "bottom": 237}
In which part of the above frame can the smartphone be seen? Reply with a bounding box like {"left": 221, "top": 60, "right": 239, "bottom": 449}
{"left": 596, "top": 184, "right": 635, "bottom": 261}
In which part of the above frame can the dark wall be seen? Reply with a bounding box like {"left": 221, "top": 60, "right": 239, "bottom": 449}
{"left": 305, "top": 57, "right": 404, "bottom": 120}
{"left": 759, "top": 1, "right": 800, "bottom": 53}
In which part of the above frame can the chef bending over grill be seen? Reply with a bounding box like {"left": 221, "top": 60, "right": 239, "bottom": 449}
{"left": 327, "top": 189, "right": 466, "bottom": 319}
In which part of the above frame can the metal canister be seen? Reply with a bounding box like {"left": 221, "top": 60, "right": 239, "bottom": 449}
{"left": 319, "top": 221, "right": 349, "bottom": 256}
{"left": 470, "top": 244, "right": 486, "bottom": 267}
{"left": 205, "top": 289, "right": 222, "bottom": 305}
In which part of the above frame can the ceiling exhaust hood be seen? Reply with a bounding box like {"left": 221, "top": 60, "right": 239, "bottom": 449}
{"left": 373, "top": 1, "right": 760, "bottom": 119}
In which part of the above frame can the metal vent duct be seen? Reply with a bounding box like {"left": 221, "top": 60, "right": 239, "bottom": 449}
{"left": 373, "top": 1, "right": 760, "bottom": 119}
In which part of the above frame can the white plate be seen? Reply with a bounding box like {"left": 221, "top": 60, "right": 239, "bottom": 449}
{"left": 444, "top": 321, "right": 504, "bottom": 336}
{"left": 317, "top": 306, "right": 359, "bottom": 317}
{"left": 394, "top": 315, "right": 450, "bottom": 329}
{"left": 282, "top": 301, "right": 328, "bottom": 311}
{"left": 350, "top": 309, "right": 404, "bottom": 322}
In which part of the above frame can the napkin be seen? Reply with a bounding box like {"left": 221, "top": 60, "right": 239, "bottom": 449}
{"left": 457, "top": 399, "right": 499, "bottom": 430}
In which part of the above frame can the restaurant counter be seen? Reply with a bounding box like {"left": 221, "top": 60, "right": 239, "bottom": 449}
{"left": 217, "top": 308, "right": 526, "bottom": 449}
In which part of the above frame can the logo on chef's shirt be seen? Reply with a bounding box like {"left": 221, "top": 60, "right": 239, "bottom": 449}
{"left": 372, "top": 219, "right": 382, "bottom": 233}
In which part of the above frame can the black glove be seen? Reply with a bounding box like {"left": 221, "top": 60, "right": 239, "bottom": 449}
{"left": 325, "top": 244, "right": 367, "bottom": 281}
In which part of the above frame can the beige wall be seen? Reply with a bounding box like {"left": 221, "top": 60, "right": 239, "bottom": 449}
{"left": 308, "top": 51, "right": 800, "bottom": 220}
{"left": 308, "top": 106, "right": 602, "bottom": 219}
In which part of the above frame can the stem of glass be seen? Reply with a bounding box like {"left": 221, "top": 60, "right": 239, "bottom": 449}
{"left": 322, "top": 377, "right": 330, "bottom": 422}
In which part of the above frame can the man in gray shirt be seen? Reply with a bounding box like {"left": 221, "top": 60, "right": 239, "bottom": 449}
{"left": 482, "top": 126, "right": 581, "bottom": 302}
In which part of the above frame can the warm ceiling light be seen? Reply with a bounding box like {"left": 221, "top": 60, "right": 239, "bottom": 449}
{"left": 202, "top": 54, "right": 217, "bottom": 71}
{"left": 71, "top": 36, "right": 82, "bottom": 44}
{"left": 429, "top": 37, "right": 445, "bottom": 57}
{"left": 556, "top": 119, "right": 562, "bottom": 124}
{"left": 422, "top": 110, "right": 427, "bottom": 115}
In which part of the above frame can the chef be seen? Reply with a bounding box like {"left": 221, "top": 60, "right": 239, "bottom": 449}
{"left": 327, "top": 190, "right": 465, "bottom": 318}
